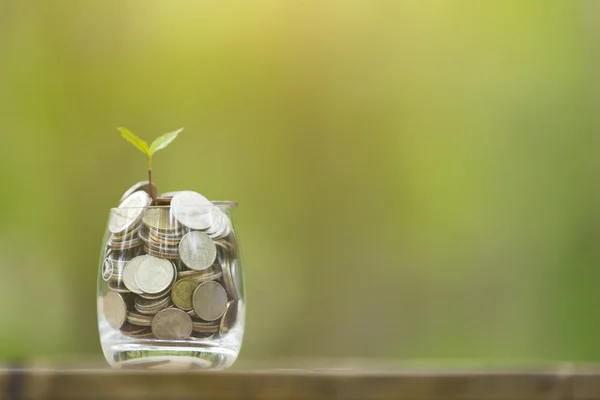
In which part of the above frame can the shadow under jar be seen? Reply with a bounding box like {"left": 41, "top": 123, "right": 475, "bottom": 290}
{"left": 97, "top": 200, "right": 244, "bottom": 369}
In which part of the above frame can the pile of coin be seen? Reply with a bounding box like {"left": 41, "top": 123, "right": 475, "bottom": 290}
{"left": 101, "top": 182, "right": 242, "bottom": 341}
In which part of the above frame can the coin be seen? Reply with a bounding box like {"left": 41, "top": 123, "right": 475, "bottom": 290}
{"left": 179, "top": 231, "right": 217, "bottom": 271}
{"left": 171, "top": 191, "right": 214, "bottom": 230}
{"left": 222, "top": 257, "right": 241, "bottom": 300}
{"left": 111, "top": 224, "right": 141, "bottom": 241}
{"left": 151, "top": 308, "right": 193, "bottom": 340}
{"left": 134, "top": 293, "right": 172, "bottom": 311}
{"left": 192, "top": 281, "right": 228, "bottom": 321}
{"left": 149, "top": 241, "right": 184, "bottom": 252}
{"left": 108, "top": 281, "right": 130, "bottom": 293}
{"left": 122, "top": 255, "right": 148, "bottom": 294}
{"left": 171, "top": 279, "right": 197, "bottom": 310}
{"left": 138, "top": 290, "right": 170, "bottom": 300}
{"left": 231, "top": 259, "right": 242, "bottom": 299}
{"left": 191, "top": 332, "right": 215, "bottom": 340}
{"left": 109, "top": 247, "right": 143, "bottom": 263}
{"left": 126, "top": 311, "right": 154, "bottom": 327}
{"left": 149, "top": 227, "right": 187, "bottom": 239}
{"left": 109, "top": 191, "right": 151, "bottom": 234}
{"left": 203, "top": 209, "right": 223, "bottom": 235}
{"left": 119, "top": 181, "right": 158, "bottom": 205}
{"left": 214, "top": 211, "right": 233, "bottom": 239}
{"left": 154, "top": 191, "right": 182, "bottom": 205}
{"left": 129, "top": 329, "right": 154, "bottom": 339}
{"left": 135, "top": 299, "right": 172, "bottom": 315}
{"left": 186, "top": 309, "right": 197, "bottom": 317}
{"left": 178, "top": 267, "right": 222, "bottom": 282}
{"left": 102, "top": 258, "right": 114, "bottom": 281}
{"left": 122, "top": 328, "right": 154, "bottom": 338}
{"left": 135, "top": 256, "right": 174, "bottom": 294}
{"left": 142, "top": 208, "right": 180, "bottom": 232}
{"left": 149, "top": 232, "right": 181, "bottom": 246}
{"left": 107, "top": 237, "right": 144, "bottom": 251}
{"left": 143, "top": 240, "right": 179, "bottom": 253}
{"left": 103, "top": 292, "right": 127, "bottom": 329}
{"left": 192, "top": 319, "right": 219, "bottom": 333}
{"left": 219, "top": 300, "right": 240, "bottom": 336}
{"left": 120, "top": 322, "right": 150, "bottom": 337}
{"left": 143, "top": 245, "right": 180, "bottom": 260}
{"left": 138, "top": 227, "right": 153, "bottom": 244}
{"left": 134, "top": 294, "right": 170, "bottom": 308}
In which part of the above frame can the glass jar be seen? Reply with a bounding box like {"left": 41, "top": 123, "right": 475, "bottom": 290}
{"left": 97, "top": 200, "right": 244, "bottom": 369}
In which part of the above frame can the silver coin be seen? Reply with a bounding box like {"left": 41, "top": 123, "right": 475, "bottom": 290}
{"left": 119, "top": 181, "right": 158, "bottom": 204}
{"left": 178, "top": 267, "right": 222, "bottom": 283}
{"left": 108, "top": 281, "right": 130, "bottom": 293}
{"left": 103, "top": 292, "right": 127, "bottom": 329}
{"left": 102, "top": 258, "right": 114, "bottom": 281}
{"left": 107, "top": 237, "right": 144, "bottom": 251}
{"left": 192, "top": 319, "right": 220, "bottom": 333}
{"left": 126, "top": 312, "right": 154, "bottom": 327}
{"left": 222, "top": 257, "right": 241, "bottom": 300}
{"left": 122, "top": 255, "right": 148, "bottom": 294}
{"left": 149, "top": 227, "right": 188, "bottom": 239}
{"left": 203, "top": 209, "right": 223, "bottom": 236}
{"left": 219, "top": 300, "right": 240, "bottom": 336}
{"left": 231, "top": 259, "right": 242, "bottom": 299}
{"left": 192, "top": 281, "right": 228, "bottom": 321}
{"left": 134, "top": 294, "right": 171, "bottom": 308}
{"left": 109, "top": 191, "right": 151, "bottom": 234}
{"left": 134, "top": 256, "right": 174, "bottom": 294}
{"left": 171, "top": 191, "right": 214, "bottom": 230}
{"left": 135, "top": 301, "right": 172, "bottom": 315}
{"left": 111, "top": 224, "right": 141, "bottom": 240}
{"left": 138, "top": 290, "right": 170, "bottom": 300}
{"left": 213, "top": 213, "right": 231, "bottom": 239}
{"left": 179, "top": 231, "right": 217, "bottom": 271}
{"left": 151, "top": 308, "right": 193, "bottom": 340}
{"left": 144, "top": 245, "right": 181, "bottom": 260}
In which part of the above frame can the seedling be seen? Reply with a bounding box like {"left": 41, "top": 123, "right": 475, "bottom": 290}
{"left": 117, "top": 127, "right": 184, "bottom": 199}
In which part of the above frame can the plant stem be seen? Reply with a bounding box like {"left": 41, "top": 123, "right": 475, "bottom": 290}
{"left": 147, "top": 156, "right": 154, "bottom": 200}
{"left": 148, "top": 168, "right": 154, "bottom": 200}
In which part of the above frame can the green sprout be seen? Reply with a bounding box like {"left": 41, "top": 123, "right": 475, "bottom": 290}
{"left": 117, "top": 127, "right": 184, "bottom": 200}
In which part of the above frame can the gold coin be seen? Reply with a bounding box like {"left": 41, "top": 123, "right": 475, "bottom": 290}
{"left": 171, "top": 279, "right": 197, "bottom": 310}
{"left": 142, "top": 208, "right": 180, "bottom": 232}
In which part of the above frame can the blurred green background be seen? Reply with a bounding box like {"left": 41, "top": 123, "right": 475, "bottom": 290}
{"left": 1, "top": 0, "right": 600, "bottom": 362}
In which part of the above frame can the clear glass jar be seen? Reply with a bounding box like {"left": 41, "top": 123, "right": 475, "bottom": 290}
{"left": 97, "top": 201, "right": 244, "bottom": 369}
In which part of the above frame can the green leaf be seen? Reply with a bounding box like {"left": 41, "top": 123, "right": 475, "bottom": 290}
{"left": 149, "top": 128, "right": 184, "bottom": 156}
{"left": 118, "top": 127, "right": 149, "bottom": 155}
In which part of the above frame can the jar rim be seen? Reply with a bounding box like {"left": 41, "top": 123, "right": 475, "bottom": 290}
{"left": 110, "top": 200, "right": 238, "bottom": 211}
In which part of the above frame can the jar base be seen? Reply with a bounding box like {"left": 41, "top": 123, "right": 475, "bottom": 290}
{"left": 102, "top": 341, "right": 239, "bottom": 370}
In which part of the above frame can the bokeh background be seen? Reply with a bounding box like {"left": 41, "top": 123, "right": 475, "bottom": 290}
{"left": 1, "top": 0, "right": 600, "bottom": 363}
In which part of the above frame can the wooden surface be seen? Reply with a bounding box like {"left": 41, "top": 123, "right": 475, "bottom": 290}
{"left": 2, "top": 362, "right": 600, "bottom": 399}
